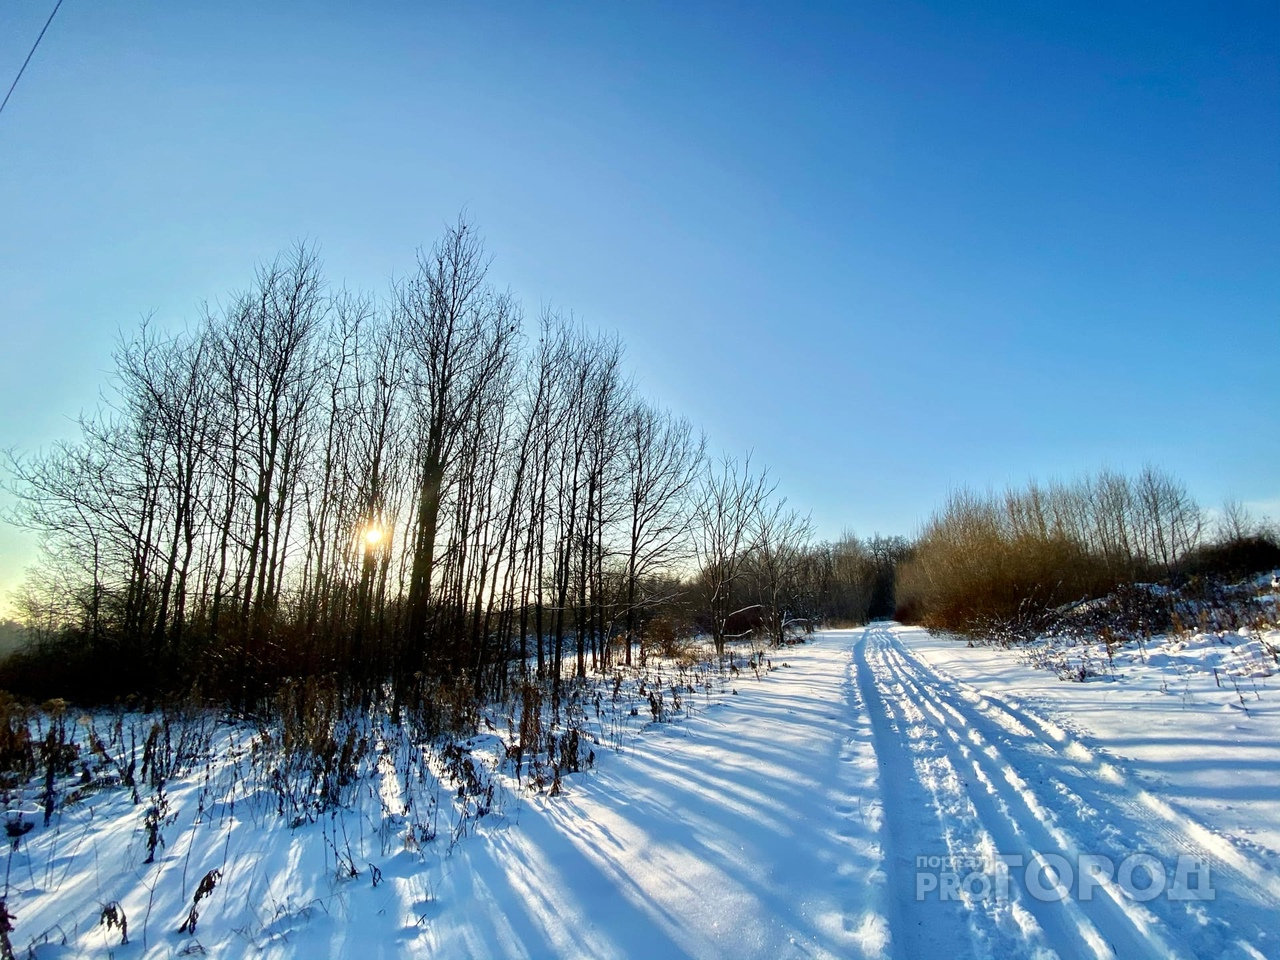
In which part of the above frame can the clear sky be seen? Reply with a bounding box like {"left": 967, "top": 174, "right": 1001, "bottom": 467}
{"left": 1, "top": 1, "right": 1277, "bottom": 609}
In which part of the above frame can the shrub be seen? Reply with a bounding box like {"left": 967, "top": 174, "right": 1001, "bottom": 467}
{"left": 898, "top": 469, "right": 1203, "bottom": 638}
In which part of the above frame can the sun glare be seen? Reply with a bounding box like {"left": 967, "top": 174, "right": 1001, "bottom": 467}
{"left": 363, "top": 525, "right": 384, "bottom": 547}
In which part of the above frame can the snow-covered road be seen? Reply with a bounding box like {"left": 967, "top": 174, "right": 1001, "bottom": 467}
{"left": 420, "top": 625, "right": 1280, "bottom": 959}
{"left": 419, "top": 628, "right": 889, "bottom": 958}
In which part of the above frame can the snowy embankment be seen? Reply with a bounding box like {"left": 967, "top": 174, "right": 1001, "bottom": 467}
{"left": 5, "top": 625, "right": 1280, "bottom": 959}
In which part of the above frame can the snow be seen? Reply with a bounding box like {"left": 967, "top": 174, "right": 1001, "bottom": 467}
{"left": 908, "top": 624, "right": 1280, "bottom": 858}
{"left": 877, "top": 623, "right": 1280, "bottom": 958}
{"left": 4, "top": 625, "right": 1280, "bottom": 958}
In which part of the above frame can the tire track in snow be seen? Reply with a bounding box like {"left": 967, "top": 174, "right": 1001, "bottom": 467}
{"left": 871, "top": 633, "right": 1175, "bottom": 959}
{"left": 862, "top": 625, "right": 1280, "bottom": 960}
{"left": 853, "top": 626, "right": 1017, "bottom": 959}
{"left": 890, "top": 638, "right": 1280, "bottom": 912}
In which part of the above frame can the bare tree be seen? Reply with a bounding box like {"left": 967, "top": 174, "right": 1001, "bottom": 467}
{"left": 619, "top": 401, "right": 704, "bottom": 664}
{"left": 395, "top": 218, "right": 520, "bottom": 675}
{"left": 1217, "top": 498, "right": 1256, "bottom": 544}
{"left": 1133, "top": 465, "right": 1202, "bottom": 571}
{"left": 694, "top": 454, "right": 773, "bottom": 655}
{"left": 748, "top": 502, "right": 814, "bottom": 645}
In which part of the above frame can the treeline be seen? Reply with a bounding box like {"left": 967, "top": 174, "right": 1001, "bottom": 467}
{"left": 3, "top": 221, "right": 888, "bottom": 708}
{"left": 898, "top": 467, "right": 1280, "bottom": 636}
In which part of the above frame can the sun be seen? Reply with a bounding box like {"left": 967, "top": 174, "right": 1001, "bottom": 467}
{"left": 363, "top": 525, "right": 384, "bottom": 547}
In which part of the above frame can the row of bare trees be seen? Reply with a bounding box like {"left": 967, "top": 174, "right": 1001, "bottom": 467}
{"left": 5, "top": 221, "right": 875, "bottom": 708}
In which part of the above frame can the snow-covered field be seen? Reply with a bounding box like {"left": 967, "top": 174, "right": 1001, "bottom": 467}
{"left": 4, "top": 625, "right": 1280, "bottom": 958}
{"left": 862, "top": 624, "right": 1280, "bottom": 959}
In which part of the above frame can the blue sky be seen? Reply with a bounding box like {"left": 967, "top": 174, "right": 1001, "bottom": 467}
{"left": 1, "top": 1, "right": 1277, "bottom": 606}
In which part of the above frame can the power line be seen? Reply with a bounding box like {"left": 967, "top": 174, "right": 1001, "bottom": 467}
{"left": 0, "top": 0, "right": 66, "bottom": 119}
